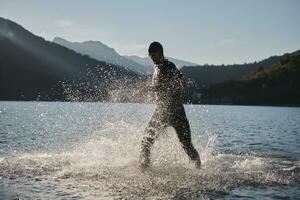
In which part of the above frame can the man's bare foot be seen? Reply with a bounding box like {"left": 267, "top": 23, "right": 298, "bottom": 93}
{"left": 195, "top": 159, "right": 201, "bottom": 169}
{"left": 139, "top": 162, "right": 150, "bottom": 172}
{"left": 139, "top": 155, "right": 150, "bottom": 172}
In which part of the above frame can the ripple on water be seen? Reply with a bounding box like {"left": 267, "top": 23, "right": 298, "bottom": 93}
{"left": 0, "top": 126, "right": 298, "bottom": 199}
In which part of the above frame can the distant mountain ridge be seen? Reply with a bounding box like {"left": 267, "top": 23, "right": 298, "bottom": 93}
{"left": 1, "top": 17, "right": 299, "bottom": 106}
{"left": 0, "top": 17, "right": 137, "bottom": 101}
{"left": 53, "top": 37, "right": 199, "bottom": 74}
{"left": 200, "top": 50, "right": 300, "bottom": 105}
{"left": 125, "top": 55, "right": 199, "bottom": 73}
{"left": 180, "top": 54, "right": 284, "bottom": 87}
{"left": 53, "top": 37, "right": 150, "bottom": 74}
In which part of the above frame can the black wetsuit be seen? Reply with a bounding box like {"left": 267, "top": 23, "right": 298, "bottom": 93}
{"left": 140, "top": 59, "right": 200, "bottom": 166}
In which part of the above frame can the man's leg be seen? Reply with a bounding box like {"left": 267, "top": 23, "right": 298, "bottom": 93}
{"left": 140, "top": 110, "right": 165, "bottom": 168}
{"left": 172, "top": 110, "right": 201, "bottom": 168}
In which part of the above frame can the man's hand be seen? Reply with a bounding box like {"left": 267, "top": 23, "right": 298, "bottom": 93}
{"left": 148, "top": 85, "right": 161, "bottom": 92}
{"left": 138, "top": 85, "right": 160, "bottom": 94}
{"left": 179, "top": 78, "right": 188, "bottom": 88}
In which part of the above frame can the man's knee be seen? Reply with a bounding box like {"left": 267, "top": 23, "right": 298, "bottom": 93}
{"left": 141, "top": 135, "right": 154, "bottom": 147}
{"left": 141, "top": 124, "right": 158, "bottom": 148}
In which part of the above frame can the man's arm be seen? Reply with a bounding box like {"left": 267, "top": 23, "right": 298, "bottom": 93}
{"left": 149, "top": 85, "right": 161, "bottom": 92}
{"left": 174, "top": 68, "right": 188, "bottom": 88}
{"left": 179, "top": 76, "right": 188, "bottom": 88}
{"left": 139, "top": 84, "right": 161, "bottom": 94}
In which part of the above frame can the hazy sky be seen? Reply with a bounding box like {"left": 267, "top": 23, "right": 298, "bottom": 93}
{"left": 1, "top": 0, "right": 300, "bottom": 64}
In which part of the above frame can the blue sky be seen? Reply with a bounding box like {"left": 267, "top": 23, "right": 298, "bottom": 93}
{"left": 1, "top": 0, "right": 300, "bottom": 64}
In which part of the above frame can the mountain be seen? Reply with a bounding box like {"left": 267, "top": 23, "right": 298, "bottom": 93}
{"left": 180, "top": 55, "right": 284, "bottom": 87}
{"left": 2, "top": 17, "right": 298, "bottom": 105}
{"left": 125, "top": 55, "right": 199, "bottom": 73}
{"left": 201, "top": 50, "right": 300, "bottom": 105}
{"left": 165, "top": 57, "right": 199, "bottom": 68}
{"left": 0, "top": 17, "right": 138, "bottom": 101}
{"left": 53, "top": 37, "right": 150, "bottom": 74}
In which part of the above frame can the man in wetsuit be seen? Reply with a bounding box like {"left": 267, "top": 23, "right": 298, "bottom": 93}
{"left": 139, "top": 41, "right": 201, "bottom": 169}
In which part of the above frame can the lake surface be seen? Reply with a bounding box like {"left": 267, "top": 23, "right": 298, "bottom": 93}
{"left": 0, "top": 102, "right": 299, "bottom": 199}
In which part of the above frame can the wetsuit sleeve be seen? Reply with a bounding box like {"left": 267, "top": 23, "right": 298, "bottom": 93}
{"left": 176, "top": 69, "right": 184, "bottom": 80}
{"left": 172, "top": 65, "right": 183, "bottom": 80}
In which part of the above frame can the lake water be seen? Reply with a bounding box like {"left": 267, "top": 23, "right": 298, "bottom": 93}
{"left": 0, "top": 102, "right": 299, "bottom": 199}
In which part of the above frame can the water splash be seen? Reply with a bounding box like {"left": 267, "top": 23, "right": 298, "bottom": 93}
{"left": 0, "top": 120, "right": 298, "bottom": 199}
{"left": 59, "top": 68, "right": 152, "bottom": 103}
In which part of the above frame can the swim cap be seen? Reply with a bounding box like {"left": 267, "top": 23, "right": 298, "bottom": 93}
{"left": 148, "top": 41, "right": 163, "bottom": 54}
